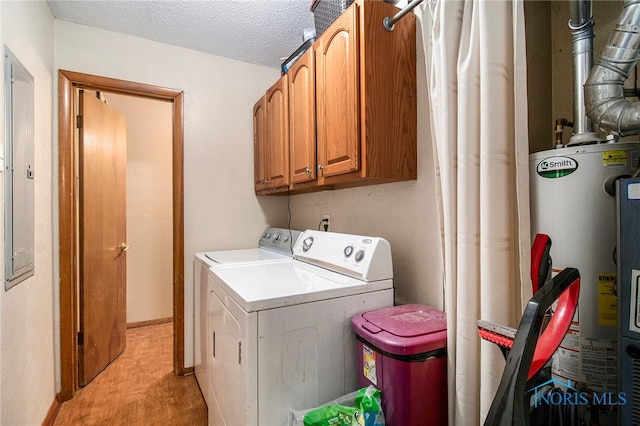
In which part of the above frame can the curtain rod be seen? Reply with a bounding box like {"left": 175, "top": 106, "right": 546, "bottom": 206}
{"left": 383, "top": 0, "right": 424, "bottom": 31}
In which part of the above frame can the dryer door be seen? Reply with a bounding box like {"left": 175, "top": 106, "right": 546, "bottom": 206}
{"left": 208, "top": 282, "right": 256, "bottom": 425}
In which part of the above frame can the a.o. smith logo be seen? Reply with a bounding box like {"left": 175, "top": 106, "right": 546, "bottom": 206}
{"left": 536, "top": 156, "right": 578, "bottom": 178}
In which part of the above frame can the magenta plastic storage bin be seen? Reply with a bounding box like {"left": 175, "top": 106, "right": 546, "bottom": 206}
{"left": 351, "top": 304, "right": 447, "bottom": 426}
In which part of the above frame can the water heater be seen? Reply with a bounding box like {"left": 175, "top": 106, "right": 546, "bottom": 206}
{"left": 530, "top": 142, "right": 640, "bottom": 393}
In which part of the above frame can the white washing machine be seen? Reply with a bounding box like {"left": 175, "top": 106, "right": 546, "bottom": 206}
{"left": 206, "top": 230, "right": 395, "bottom": 426}
{"left": 193, "top": 227, "right": 302, "bottom": 406}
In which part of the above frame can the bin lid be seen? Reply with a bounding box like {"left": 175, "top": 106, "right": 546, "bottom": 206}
{"left": 362, "top": 304, "right": 446, "bottom": 337}
{"left": 353, "top": 304, "right": 447, "bottom": 356}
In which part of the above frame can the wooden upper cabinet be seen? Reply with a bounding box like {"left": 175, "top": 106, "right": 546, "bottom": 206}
{"left": 288, "top": 48, "right": 316, "bottom": 185}
{"left": 252, "top": 96, "right": 268, "bottom": 191}
{"left": 253, "top": 77, "right": 290, "bottom": 193}
{"left": 265, "top": 76, "right": 289, "bottom": 190}
{"left": 316, "top": 4, "right": 360, "bottom": 180}
{"left": 314, "top": 0, "right": 417, "bottom": 188}
{"left": 356, "top": 0, "right": 417, "bottom": 184}
{"left": 254, "top": 0, "right": 416, "bottom": 195}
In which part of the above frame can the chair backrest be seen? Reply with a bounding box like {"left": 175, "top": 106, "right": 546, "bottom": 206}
{"left": 484, "top": 267, "right": 580, "bottom": 426}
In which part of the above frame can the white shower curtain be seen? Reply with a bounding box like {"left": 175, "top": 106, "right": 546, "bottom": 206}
{"left": 418, "top": 0, "right": 531, "bottom": 424}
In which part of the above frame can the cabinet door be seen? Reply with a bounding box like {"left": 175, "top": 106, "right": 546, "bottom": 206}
{"left": 265, "top": 76, "right": 290, "bottom": 189}
{"left": 288, "top": 49, "right": 316, "bottom": 184}
{"left": 316, "top": 4, "right": 359, "bottom": 178}
{"left": 253, "top": 96, "right": 268, "bottom": 191}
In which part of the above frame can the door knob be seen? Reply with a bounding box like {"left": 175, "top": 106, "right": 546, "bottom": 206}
{"left": 119, "top": 243, "right": 131, "bottom": 252}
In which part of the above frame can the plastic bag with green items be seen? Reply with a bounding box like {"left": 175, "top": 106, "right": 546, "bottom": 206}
{"left": 289, "top": 385, "right": 385, "bottom": 426}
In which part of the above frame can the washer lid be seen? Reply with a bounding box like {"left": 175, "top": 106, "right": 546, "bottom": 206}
{"left": 203, "top": 248, "right": 289, "bottom": 265}
{"left": 361, "top": 304, "right": 446, "bottom": 338}
{"left": 209, "top": 260, "right": 392, "bottom": 312}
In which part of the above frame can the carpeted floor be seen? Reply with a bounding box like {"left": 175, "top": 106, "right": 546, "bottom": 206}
{"left": 54, "top": 322, "right": 207, "bottom": 426}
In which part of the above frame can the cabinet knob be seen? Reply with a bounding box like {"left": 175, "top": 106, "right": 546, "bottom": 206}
{"left": 317, "top": 165, "right": 324, "bottom": 171}
{"left": 305, "top": 167, "right": 312, "bottom": 174}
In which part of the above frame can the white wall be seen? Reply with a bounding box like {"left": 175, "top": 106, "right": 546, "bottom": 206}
{"left": 0, "top": 1, "right": 56, "bottom": 424}
{"left": 105, "top": 93, "right": 174, "bottom": 324}
{"left": 54, "top": 21, "right": 287, "bottom": 370}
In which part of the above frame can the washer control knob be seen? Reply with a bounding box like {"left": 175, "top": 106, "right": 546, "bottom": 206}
{"left": 355, "top": 250, "right": 365, "bottom": 262}
{"left": 283, "top": 235, "right": 290, "bottom": 242}
{"left": 273, "top": 233, "right": 281, "bottom": 242}
{"left": 265, "top": 233, "right": 271, "bottom": 239}
{"left": 344, "top": 246, "right": 354, "bottom": 257}
{"left": 302, "top": 236, "right": 314, "bottom": 252}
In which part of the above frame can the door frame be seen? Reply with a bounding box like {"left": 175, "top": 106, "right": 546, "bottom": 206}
{"left": 58, "top": 69, "right": 185, "bottom": 400}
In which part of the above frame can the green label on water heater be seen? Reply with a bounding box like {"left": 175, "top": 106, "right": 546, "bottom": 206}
{"left": 536, "top": 156, "right": 578, "bottom": 178}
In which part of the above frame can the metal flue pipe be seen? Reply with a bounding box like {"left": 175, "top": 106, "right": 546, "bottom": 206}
{"left": 584, "top": 0, "right": 640, "bottom": 137}
{"left": 569, "top": 0, "right": 600, "bottom": 145}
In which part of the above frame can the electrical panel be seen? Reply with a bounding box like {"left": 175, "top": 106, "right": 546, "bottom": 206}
{"left": 4, "top": 48, "right": 34, "bottom": 289}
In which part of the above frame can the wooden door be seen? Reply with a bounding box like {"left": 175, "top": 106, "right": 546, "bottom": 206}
{"left": 253, "top": 96, "right": 268, "bottom": 191}
{"left": 316, "top": 4, "right": 360, "bottom": 178}
{"left": 78, "top": 90, "right": 128, "bottom": 386}
{"left": 265, "top": 76, "right": 289, "bottom": 189}
{"left": 288, "top": 48, "right": 317, "bottom": 185}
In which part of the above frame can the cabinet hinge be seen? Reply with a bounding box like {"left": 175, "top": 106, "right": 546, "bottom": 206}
{"left": 238, "top": 341, "right": 242, "bottom": 364}
{"left": 76, "top": 115, "right": 83, "bottom": 129}
{"left": 77, "top": 331, "right": 84, "bottom": 346}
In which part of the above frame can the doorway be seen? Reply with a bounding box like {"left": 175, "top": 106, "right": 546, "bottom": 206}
{"left": 58, "top": 70, "right": 185, "bottom": 401}
{"left": 105, "top": 92, "right": 174, "bottom": 329}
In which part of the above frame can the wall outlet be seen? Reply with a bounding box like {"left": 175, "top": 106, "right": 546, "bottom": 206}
{"left": 322, "top": 214, "right": 330, "bottom": 232}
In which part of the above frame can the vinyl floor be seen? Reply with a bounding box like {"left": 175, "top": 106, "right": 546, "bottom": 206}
{"left": 54, "top": 322, "right": 207, "bottom": 426}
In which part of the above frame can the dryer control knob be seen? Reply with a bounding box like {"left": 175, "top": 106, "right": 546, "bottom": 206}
{"left": 355, "top": 250, "right": 365, "bottom": 262}
{"left": 302, "top": 237, "right": 313, "bottom": 252}
{"left": 302, "top": 237, "right": 314, "bottom": 252}
{"left": 344, "top": 246, "right": 354, "bottom": 257}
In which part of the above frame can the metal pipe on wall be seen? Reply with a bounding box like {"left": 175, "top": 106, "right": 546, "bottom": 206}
{"left": 584, "top": 0, "right": 640, "bottom": 137}
{"left": 569, "top": 0, "right": 600, "bottom": 145}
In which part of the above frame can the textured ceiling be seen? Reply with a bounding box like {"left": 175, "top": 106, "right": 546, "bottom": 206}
{"left": 47, "top": 0, "right": 317, "bottom": 70}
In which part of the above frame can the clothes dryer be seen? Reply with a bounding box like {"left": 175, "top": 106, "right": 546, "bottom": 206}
{"left": 206, "top": 230, "right": 394, "bottom": 425}
{"left": 193, "top": 227, "right": 301, "bottom": 406}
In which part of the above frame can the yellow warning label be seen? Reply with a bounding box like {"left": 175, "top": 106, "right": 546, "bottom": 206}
{"left": 598, "top": 273, "right": 617, "bottom": 326}
{"left": 363, "top": 345, "right": 377, "bottom": 385}
{"left": 603, "top": 150, "right": 628, "bottom": 167}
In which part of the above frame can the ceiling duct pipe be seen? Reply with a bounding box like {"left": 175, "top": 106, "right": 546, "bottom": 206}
{"left": 569, "top": 0, "right": 600, "bottom": 145}
{"left": 584, "top": 0, "right": 640, "bottom": 137}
